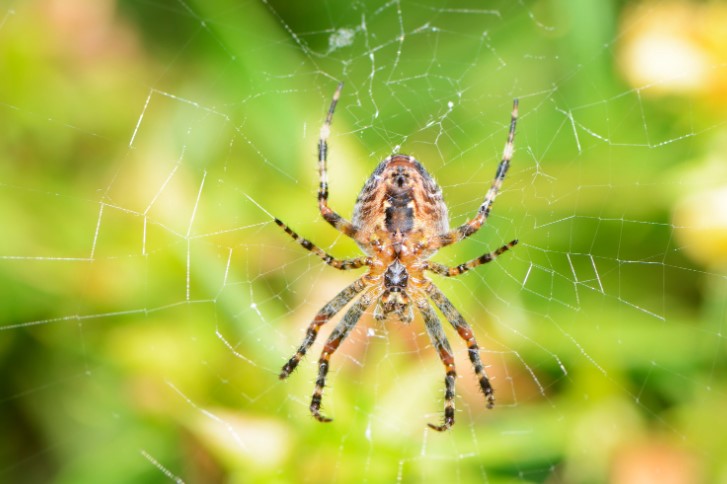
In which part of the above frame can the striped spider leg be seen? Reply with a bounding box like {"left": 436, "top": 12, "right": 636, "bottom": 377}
{"left": 317, "top": 82, "right": 358, "bottom": 239}
{"left": 431, "top": 99, "right": 519, "bottom": 251}
{"left": 275, "top": 217, "right": 374, "bottom": 420}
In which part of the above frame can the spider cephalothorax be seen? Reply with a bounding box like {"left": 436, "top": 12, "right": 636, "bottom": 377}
{"left": 276, "top": 83, "right": 518, "bottom": 431}
{"left": 377, "top": 259, "right": 412, "bottom": 322}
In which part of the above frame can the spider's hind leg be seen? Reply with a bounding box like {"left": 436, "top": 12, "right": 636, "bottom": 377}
{"left": 431, "top": 99, "right": 518, "bottom": 251}
{"left": 317, "top": 83, "right": 358, "bottom": 239}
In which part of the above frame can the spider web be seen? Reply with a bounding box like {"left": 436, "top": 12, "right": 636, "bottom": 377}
{"left": 1, "top": 0, "right": 726, "bottom": 482}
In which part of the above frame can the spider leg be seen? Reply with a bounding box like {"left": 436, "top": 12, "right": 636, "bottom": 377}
{"left": 416, "top": 299, "right": 457, "bottom": 431}
{"left": 425, "top": 282, "right": 495, "bottom": 408}
{"left": 275, "top": 218, "right": 370, "bottom": 270}
{"left": 280, "top": 276, "right": 370, "bottom": 379}
{"left": 318, "top": 82, "right": 358, "bottom": 238}
{"left": 433, "top": 99, "right": 518, "bottom": 250}
{"left": 310, "top": 289, "right": 377, "bottom": 422}
{"left": 424, "top": 239, "right": 518, "bottom": 277}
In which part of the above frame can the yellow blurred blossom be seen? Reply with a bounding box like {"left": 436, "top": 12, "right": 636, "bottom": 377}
{"left": 619, "top": 2, "right": 727, "bottom": 100}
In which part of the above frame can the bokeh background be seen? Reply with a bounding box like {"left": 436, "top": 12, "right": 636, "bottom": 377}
{"left": 1, "top": 0, "right": 726, "bottom": 482}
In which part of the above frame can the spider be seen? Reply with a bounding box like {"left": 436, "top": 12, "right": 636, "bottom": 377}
{"left": 276, "top": 83, "right": 518, "bottom": 431}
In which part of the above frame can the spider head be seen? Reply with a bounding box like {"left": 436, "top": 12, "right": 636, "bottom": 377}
{"left": 375, "top": 260, "right": 414, "bottom": 323}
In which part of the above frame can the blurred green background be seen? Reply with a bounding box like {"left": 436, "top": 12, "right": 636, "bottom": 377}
{"left": 1, "top": 0, "right": 726, "bottom": 482}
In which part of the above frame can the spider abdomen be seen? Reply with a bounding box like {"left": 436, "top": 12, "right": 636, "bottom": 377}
{"left": 352, "top": 155, "right": 450, "bottom": 250}
{"left": 384, "top": 194, "right": 414, "bottom": 234}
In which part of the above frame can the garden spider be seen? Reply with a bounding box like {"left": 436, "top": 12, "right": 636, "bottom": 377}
{"left": 276, "top": 83, "right": 518, "bottom": 431}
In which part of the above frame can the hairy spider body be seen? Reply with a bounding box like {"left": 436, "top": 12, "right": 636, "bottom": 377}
{"left": 276, "top": 83, "right": 518, "bottom": 431}
{"left": 353, "top": 155, "right": 449, "bottom": 251}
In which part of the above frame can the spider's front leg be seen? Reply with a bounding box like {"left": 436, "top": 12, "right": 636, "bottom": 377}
{"left": 279, "top": 276, "right": 368, "bottom": 379}
{"left": 309, "top": 290, "right": 376, "bottom": 422}
{"left": 417, "top": 299, "right": 457, "bottom": 431}
{"left": 425, "top": 283, "right": 495, "bottom": 409}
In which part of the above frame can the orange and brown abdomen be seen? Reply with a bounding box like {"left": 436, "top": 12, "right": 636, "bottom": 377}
{"left": 352, "top": 155, "right": 449, "bottom": 250}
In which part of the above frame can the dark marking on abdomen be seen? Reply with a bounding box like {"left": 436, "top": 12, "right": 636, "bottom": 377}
{"left": 385, "top": 193, "right": 414, "bottom": 233}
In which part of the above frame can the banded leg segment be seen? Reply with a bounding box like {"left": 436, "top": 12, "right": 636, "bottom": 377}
{"left": 318, "top": 82, "right": 357, "bottom": 238}
{"left": 425, "top": 239, "right": 518, "bottom": 277}
{"left": 275, "top": 218, "right": 370, "bottom": 270}
{"left": 279, "top": 276, "right": 369, "bottom": 379}
{"left": 426, "top": 283, "right": 495, "bottom": 408}
{"left": 310, "top": 289, "right": 377, "bottom": 422}
{"left": 417, "top": 299, "right": 457, "bottom": 431}
{"left": 433, "top": 99, "right": 518, "bottom": 249}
